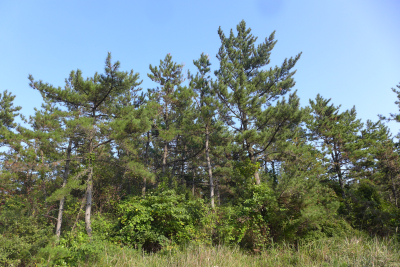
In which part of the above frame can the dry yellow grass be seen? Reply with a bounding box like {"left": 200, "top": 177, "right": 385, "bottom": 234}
{"left": 78, "top": 235, "right": 400, "bottom": 267}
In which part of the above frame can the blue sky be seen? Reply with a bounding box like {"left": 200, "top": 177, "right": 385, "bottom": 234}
{"left": 1, "top": 0, "right": 400, "bottom": 135}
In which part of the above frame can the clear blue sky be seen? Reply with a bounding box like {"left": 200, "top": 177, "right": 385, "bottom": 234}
{"left": 1, "top": 0, "right": 400, "bottom": 135}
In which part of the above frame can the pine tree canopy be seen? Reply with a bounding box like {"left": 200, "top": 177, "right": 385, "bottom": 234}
{"left": 1, "top": 21, "right": 400, "bottom": 265}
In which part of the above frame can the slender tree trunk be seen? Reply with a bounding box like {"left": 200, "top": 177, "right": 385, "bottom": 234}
{"left": 243, "top": 116, "right": 261, "bottom": 185}
{"left": 142, "top": 178, "right": 147, "bottom": 196}
{"left": 390, "top": 173, "right": 398, "bottom": 208}
{"left": 85, "top": 165, "right": 93, "bottom": 237}
{"left": 56, "top": 139, "right": 72, "bottom": 238}
{"left": 125, "top": 150, "right": 131, "bottom": 195}
{"left": 85, "top": 113, "right": 95, "bottom": 238}
{"left": 206, "top": 125, "right": 215, "bottom": 208}
{"left": 192, "top": 168, "right": 195, "bottom": 196}
{"left": 254, "top": 167, "right": 260, "bottom": 184}
{"left": 181, "top": 140, "right": 185, "bottom": 187}
{"left": 248, "top": 146, "right": 261, "bottom": 185}
{"left": 40, "top": 150, "right": 47, "bottom": 204}
{"left": 162, "top": 142, "right": 167, "bottom": 174}
{"left": 163, "top": 142, "right": 168, "bottom": 173}
{"left": 142, "top": 131, "right": 151, "bottom": 196}
{"left": 170, "top": 135, "right": 179, "bottom": 188}
{"left": 217, "top": 177, "right": 221, "bottom": 206}
{"left": 336, "top": 165, "right": 345, "bottom": 198}
{"left": 332, "top": 150, "right": 346, "bottom": 199}
{"left": 271, "top": 161, "right": 277, "bottom": 189}
{"left": 162, "top": 107, "right": 169, "bottom": 178}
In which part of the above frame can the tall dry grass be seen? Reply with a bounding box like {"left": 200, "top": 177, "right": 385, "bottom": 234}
{"left": 79, "top": 235, "right": 400, "bottom": 267}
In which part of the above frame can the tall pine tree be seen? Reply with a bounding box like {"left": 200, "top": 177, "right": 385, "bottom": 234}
{"left": 29, "top": 53, "right": 145, "bottom": 237}
{"left": 213, "top": 20, "right": 303, "bottom": 185}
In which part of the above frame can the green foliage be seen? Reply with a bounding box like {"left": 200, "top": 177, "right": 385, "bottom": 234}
{"left": 340, "top": 180, "right": 398, "bottom": 236}
{"left": 0, "top": 90, "right": 21, "bottom": 130}
{"left": 0, "top": 196, "right": 53, "bottom": 266}
{"left": 115, "top": 189, "right": 209, "bottom": 251}
{"left": 216, "top": 154, "right": 348, "bottom": 250}
{"left": 32, "top": 214, "right": 117, "bottom": 266}
{"left": 307, "top": 94, "right": 366, "bottom": 198}
{"left": 2, "top": 21, "right": 400, "bottom": 267}
{"left": 379, "top": 83, "right": 400, "bottom": 126}
{"left": 213, "top": 20, "right": 304, "bottom": 185}
{"left": 235, "top": 158, "right": 260, "bottom": 181}
{"left": 36, "top": 231, "right": 110, "bottom": 266}
{"left": 216, "top": 184, "right": 275, "bottom": 249}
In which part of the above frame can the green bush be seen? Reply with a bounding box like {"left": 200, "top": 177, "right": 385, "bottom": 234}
{"left": 215, "top": 183, "right": 275, "bottom": 250}
{"left": 340, "top": 180, "right": 398, "bottom": 236}
{"left": 114, "top": 189, "right": 209, "bottom": 251}
{"left": 37, "top": 218, "right": 116, "bottom": 266}
{"left": 0, "top": 196, "right": 53, "bottom": 266}
{"left": 36, "top": 232, "right": 107, "bottom": 266}
{"left": 216, "top": 180, "right": 347, "bottom": 250}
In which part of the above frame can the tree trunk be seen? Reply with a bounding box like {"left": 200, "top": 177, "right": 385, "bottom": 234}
{"left": 181, "top": 140, "right": 185, "bottom": 187}
{"left": 41, "top": 150, "right": 47, "bottom": 204}
{"left": 243, "top": 116, "right": 261, "bottom": 185}
{"left": 390, "top": 173, "right": 398, "bottom": 208}
{"left": 85, "top": 118, "right": 95, "bottom": 238}
{"left": 162, "top": 106, "right": 169, "bottom": 178}
{"left": 336, "top": 164, "right": 346, "bottom": 198}
{"left": 142, "top": 178, "right": 147, "bottom": 196}
{"left": 247, "top": 146, "right": 260, "bottom": 185}
{"left": 332, "top": 150, "right": 346, "bottom": 199}
{"left": 254, "top": 170, "right": 260, "bottom": 185}
{"left": 217, "top": 177, "right": 221, "bottom": 206}
{"left": 206, "top": 125, "right": 215, "bottom": 208}
{"left": 162, "top": 142, "right": 168, "bottom": 175}
{"left": 192, "top": 168, "right": 196, "bottom": 196}
{"left": 85, "top": 165, "right": 93, "bottom": 237}
{"left": 142, "top": 131, "right": 151, "bottom": 196}
{"left": 56, "top": 139, "right": 72, "bottom": 238}
{"left": 272, "top": 161, "right": 277, "bottom": 188}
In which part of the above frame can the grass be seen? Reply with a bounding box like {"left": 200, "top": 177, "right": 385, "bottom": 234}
{"left": 76, "top": 235, "right": 400, "bottom": 267}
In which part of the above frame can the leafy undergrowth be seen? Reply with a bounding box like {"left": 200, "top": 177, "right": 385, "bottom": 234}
{"left": 73, "top": 235, "right": 400, "bottom": 267}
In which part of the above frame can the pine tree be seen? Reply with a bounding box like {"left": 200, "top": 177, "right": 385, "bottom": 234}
{"left": 379, "top": 83, "right": 400, "bottom": 127}
{"left": 29, "top": 53, "right": 145, "bottom": 237}
{"left": 27, "top": 101, "right": 73, "bottom": 237}
{"left": 0, "top": 90, "right": 22, "bottom": 198}
{"left": 0, "top": 90, "right": 22, "bottom": 148}
{"left": 0, "top": 90, "right": 21, "bottom": 128}
{"left": 110, "top": 94, "right": 155, "bottom": 197}
{"left": 307, "top": 94, "right": 365, "bottom": 198}
{"left": 213, "top": 20, "right": 303, "bottom": 185}
{"left": 361, "top": 121, "right": 400, "bottom": 208}
{"left": 375, "top": 82, "right": 400, "bottom": 206}
{"left": 147, "top": 54, "right": 186, "bottom": 184}
{"left": 189, "top": 53, "right": 224, "bottom": 208}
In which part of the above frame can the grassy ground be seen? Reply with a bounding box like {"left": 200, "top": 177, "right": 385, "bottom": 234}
{"left": 76, "top": 235, "right": 400, "bottom": 267}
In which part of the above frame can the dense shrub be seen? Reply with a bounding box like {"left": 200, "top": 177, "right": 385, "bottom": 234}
{"left": 36, "top": 214, "right": 117, "bottom": 266}
{"left": 0, "top": 196, "right": 53, "bottom": 266}
{"left": 36, "top": 230, "right": 108, "bottom": 266}
{"left": 340, "top": 180, "right": 399, "bottom": 236}
{"left": 215, "top": 180, "right": 349, "bottom": 250}
{"left": 114, "top": 188, "right": 209, "bottom": 251}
